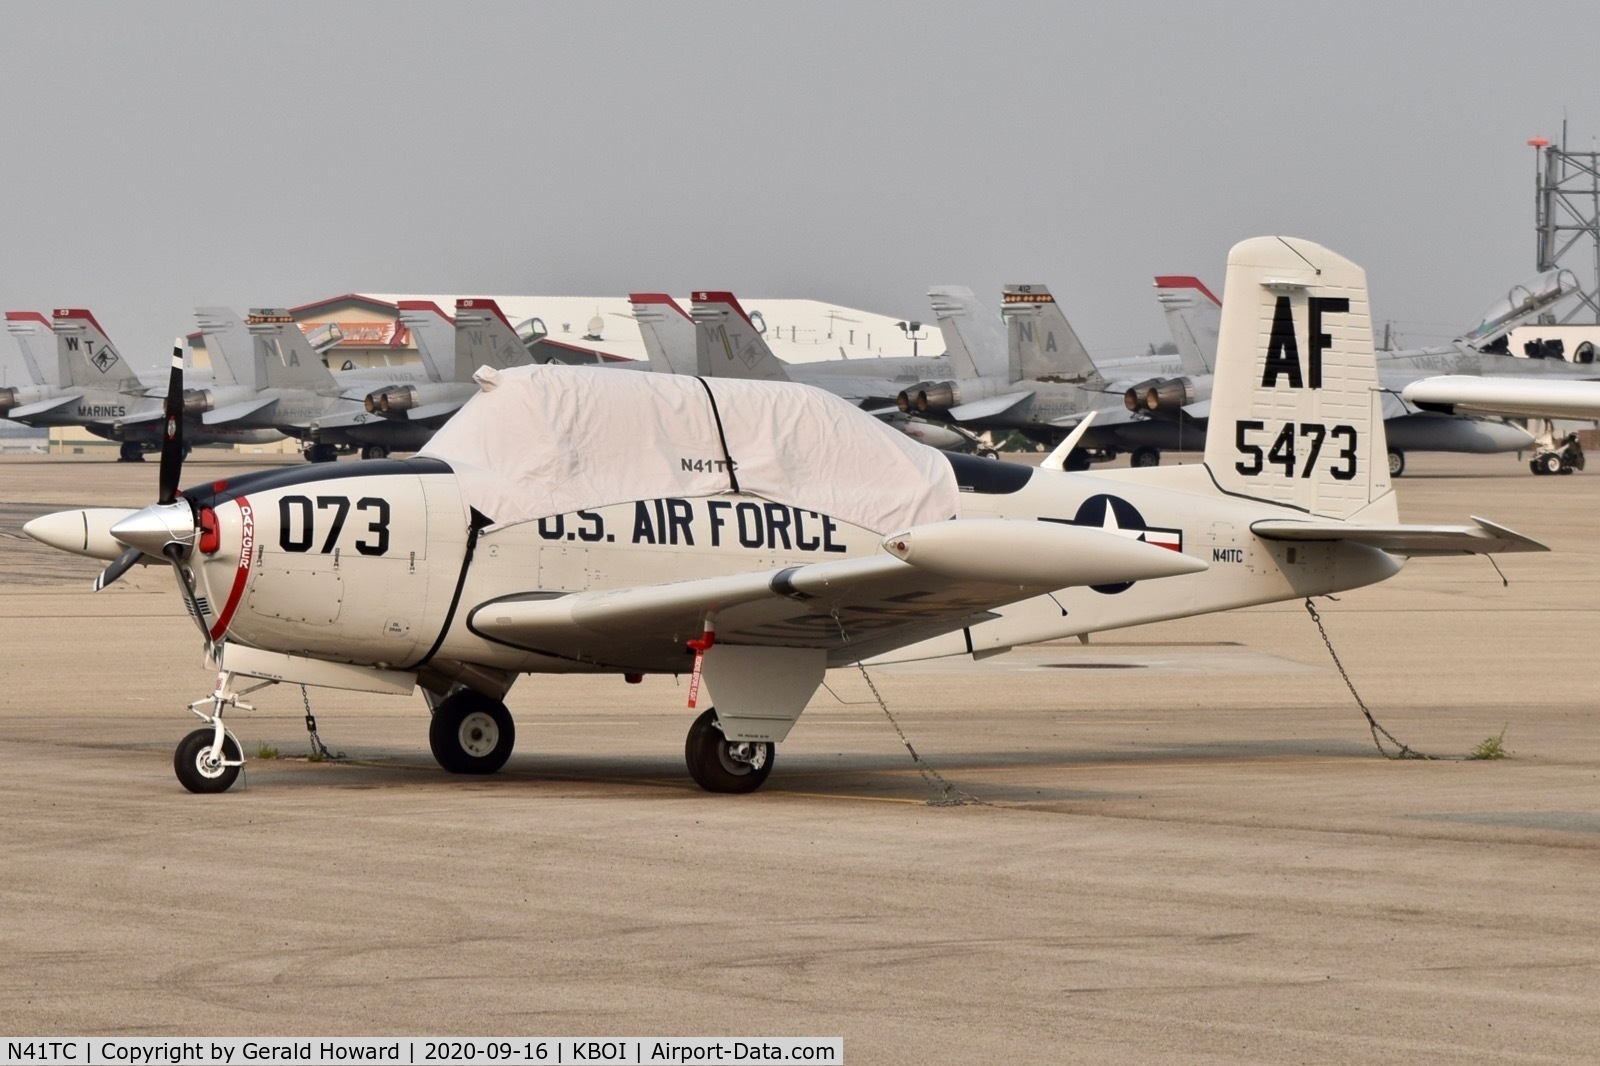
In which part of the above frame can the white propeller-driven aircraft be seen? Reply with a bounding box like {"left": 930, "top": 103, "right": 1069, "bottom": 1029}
{"left": 24, "top": 237, "right": 1544, "bottom": 794}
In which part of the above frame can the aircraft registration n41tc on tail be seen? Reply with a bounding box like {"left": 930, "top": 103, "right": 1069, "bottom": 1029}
{"left": 25, "top": 237, "right": 1545, "bottom": 794}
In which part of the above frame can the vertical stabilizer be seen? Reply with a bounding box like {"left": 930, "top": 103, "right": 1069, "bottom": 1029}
{"left": 455, "top": 299, "right": 537, "bottom": 376}
{"left": 398, "top": 301, "right": 456, "bottom": 382}
{"left": 1001, "top": 285, "right": 1101, "bottom": 385}
{"left": 52, "top": 309, "right": 145, "bottom": 392}
{"left": 246, "top": 309, "right": 338, "bottom": 391}
{"left": 194, "top": 307, "right": 251, "bottom": 388}
{"left": 1154, "top": 275, "right": 1220, "bottom": 375}
{"left": 6, "top": 311, "right": 53, "bottom": 385}
{"left": 629, "top": 293, "right": 696, "bottom": 374}
{"left": 1202, "top": 237, "right": 1392, "bottom": 521}
{"left": 690, "top": 292, "right": 790, "bottom": 381}
{"left": 927, "top": 286, "right": 1007, "bottom": 379}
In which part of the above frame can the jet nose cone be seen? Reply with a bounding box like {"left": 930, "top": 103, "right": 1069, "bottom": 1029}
{"left": 109, "top": 500, "right": 196, "bottom": 558}
{"left": 23, "top": 507, "right": 139, "bottom": 559}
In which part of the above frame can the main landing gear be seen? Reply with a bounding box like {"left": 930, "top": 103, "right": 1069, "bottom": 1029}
{"left": 428, "top": 689, "right": 516, "bottom": 774}
{"left": 684, "top": 707, "right": 775, "bottom": 793}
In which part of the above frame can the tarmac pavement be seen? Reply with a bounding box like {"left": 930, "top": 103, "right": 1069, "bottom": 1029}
{"left": 1, "top": 451, "right": 1597, "bottom": 1063}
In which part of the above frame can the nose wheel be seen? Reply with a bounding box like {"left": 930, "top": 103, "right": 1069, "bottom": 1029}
{"left": 684, "top": 708, "right": 775, "bottom": 793}
{"left": 174, "top": 670, "right": 262, "bottom": 794}
{"left": 175, "top": 728, "right": 243, "bottom": 793}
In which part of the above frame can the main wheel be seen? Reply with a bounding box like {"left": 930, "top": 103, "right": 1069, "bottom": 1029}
{"left": 1387, "top": 449, "right": 1405, "bottom": 477}
{"left": 1131, "top": 447, "right": 1160, "bottom": 468}
{"left": 1063, "top": 448, "right": 1091, "bottom": 472}
{"left": 360, "top": 444, "right": 388, "bottom": 460}
{"left": 429, "top": 690, "right": 515, "bottom": 774}
{"left": 118, "top": 442, "right": 145, "bottom": 462}
{"left": 174, "top": 728, "right": 242, "bottom": 794}
{"left": 304, "top": 443, "right": 338, "bottom": 464}
{"left": 684, "top": 708, "right": 775, "bottom": 794}
{"left": 1538, "top": 452, "right": 1563, "bottom": 476}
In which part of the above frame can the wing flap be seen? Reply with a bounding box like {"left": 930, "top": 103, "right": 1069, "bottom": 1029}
{"left": 1251, "top": 516, "right": 1547, "bottom": 556}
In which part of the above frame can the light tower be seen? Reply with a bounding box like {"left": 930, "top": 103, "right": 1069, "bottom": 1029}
{"left": 1530, "top": 131, "right": 1600, "bottom": 323}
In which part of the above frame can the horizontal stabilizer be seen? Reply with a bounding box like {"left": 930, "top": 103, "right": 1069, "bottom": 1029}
{"left": 1251, "top": 516, "right": 1547, "bottom": 556}
{"left": 6, "top": 394, "right": 81, "bottom": 419}
{"left": 1401, "top": 375, "right": 1600, "bottom": 421}
{"left": 202, "top": 396, "right": 279, "bottom": 425}
{"left": 949, "top": 390, "right": 1035, "bottom": 421}
{"left": 400, "top": 400, "right": 465, "bottom": 422}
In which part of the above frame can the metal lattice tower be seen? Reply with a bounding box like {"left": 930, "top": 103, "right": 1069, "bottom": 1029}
{"left": 1532, "top": 132, "right": 1600, "bottom": 323}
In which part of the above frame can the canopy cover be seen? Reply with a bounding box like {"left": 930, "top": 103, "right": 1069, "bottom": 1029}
{"left": 419, "top": 365, "right": 961, "bottom": 533}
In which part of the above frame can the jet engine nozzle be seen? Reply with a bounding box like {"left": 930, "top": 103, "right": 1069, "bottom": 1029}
{"left": 181, "top": 388, "right": 215, "bottom": 415}
{"left": 366, "top": 386, "right": 419, "bottom": 415}
{"left": 1124, "top": 378, "right": 1163, "bottom": 413}
{"left": 1143, "top": 377, "right": 1197, "bottom": 416}
{"left": 0, "top": 387, "right": 17, "bottom": 414}
{"left": 912, "top": 381, "right": 956, "bottom": 413}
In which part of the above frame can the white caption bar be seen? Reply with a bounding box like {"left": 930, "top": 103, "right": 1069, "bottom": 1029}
{"left": 2, "top": 1040, "right": 843, "bottom": 1066}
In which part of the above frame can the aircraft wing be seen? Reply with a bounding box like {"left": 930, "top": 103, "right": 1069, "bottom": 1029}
{"left": 203, "top": 397, "right": 280, "bottom": 426}
{"left": 6, "top": 394, "right": 81, "bottom": 419}
{"left": 468, "top": 519, "right": 1205, "bottom": 666}
{"left": 1401, "top": 375, "right": 1600, "bottom": 421}
{"left": 1181, "top": 399, "right": 1210, "bottom": 420}
{"left": 948, "top": 390, "right": 1035, "bottom": 421}
{"left": 1251, "top": 516, "right": 1546, "bottom": 557}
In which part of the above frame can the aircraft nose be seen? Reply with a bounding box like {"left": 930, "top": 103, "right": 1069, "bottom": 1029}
{"left": 109, "top": 500, "right": 197, "bottom": 558}
{"left": 23, "top": 508, "right": 138, "bottom": 559}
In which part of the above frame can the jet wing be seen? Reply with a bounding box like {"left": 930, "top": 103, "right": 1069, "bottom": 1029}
{"left": 949, "top": 390, "right": 1035, "bottom": 421}
{"left": 1181, "top": 399, "right": 1210, "bottom": 420}
{"left": 7, "top": 394, "right": 81, "bottom": 419}
{"left": 468, "top": 519, "right": 1206, "bottom": 668}
{"left": 1401, "top": 375, "right": 1600, "bottom": 421}
{"left": 1251, "top": 516, "right": 1546, "bottom": 557}
{"left": 203, "top": 397, "right": 280, "bottom": 426}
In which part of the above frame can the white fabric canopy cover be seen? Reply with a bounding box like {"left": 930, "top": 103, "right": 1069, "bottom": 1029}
{"left": 419, "top": 365, "right": 960, "bottom": 533}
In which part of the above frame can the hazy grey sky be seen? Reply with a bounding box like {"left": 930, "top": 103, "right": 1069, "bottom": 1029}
{"left": 4, "top": 0, "right": 1598, "bottom": 374}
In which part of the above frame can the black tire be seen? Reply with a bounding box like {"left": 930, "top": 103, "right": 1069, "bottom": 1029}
{"left": 119, "top": 442, "right": 145, "bottom": 462}
{"left": 174, "top": 728, "right": 242, "bottom": 794}
{"left": 429, "top": 690, "right": 515, "bottom": 775}
{"left": 1063, "top": 448, "right": 1091, "bottom": 472}
{"left": 1530, "top": 458, "right": 1547, "bottom": 476}
{"left": 1387, "top": 449, "right": 1405, "bottom": 477}
{"left": 360, "top": 445, "right": 388, "bottom": 460}
{"left": 1131, "top": 447, "right": 1160, "bottom": 468}
{"left": 1539, "top": 452, "right": 1563, "bottom": 476}
{"left": 684, "top": 708, "right": 775, "bottom": 794}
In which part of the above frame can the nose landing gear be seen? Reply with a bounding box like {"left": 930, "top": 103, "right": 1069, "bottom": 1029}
{"left": 174, "top": 671, "right": 266, "bottom": 793}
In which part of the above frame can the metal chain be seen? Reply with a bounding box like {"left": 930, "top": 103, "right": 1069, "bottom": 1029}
{"left": 1303, "top": 598, "right": 1435, "bottom": 761}
{"left": 300, "top": 685, "right": 346, "bottom": 761}
{"left": 830, "top": 608, "right": 985, "bottom": 806}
